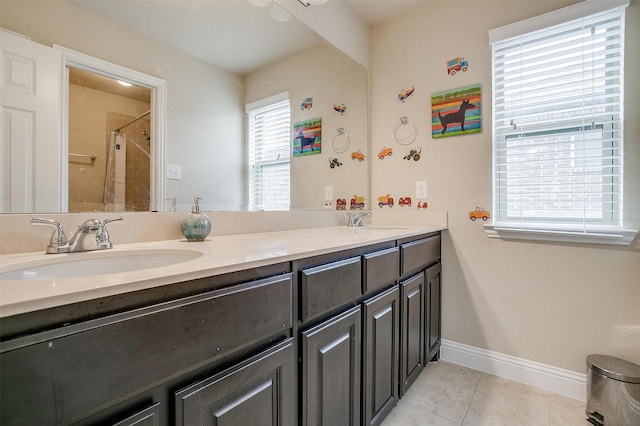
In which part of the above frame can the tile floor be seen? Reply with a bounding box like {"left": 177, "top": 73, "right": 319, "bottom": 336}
{"left": 381, "top": 360, "right": 588, "bottom": 426}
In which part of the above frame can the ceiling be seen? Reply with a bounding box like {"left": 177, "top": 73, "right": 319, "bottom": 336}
{"left": 70, "top": 0, "right": 428, "bottom": 76}
{"left": 344, "top": 0, "right": 429, "bottom": 26}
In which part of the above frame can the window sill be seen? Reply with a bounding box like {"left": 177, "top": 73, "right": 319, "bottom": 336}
{"left": 484, "top": 225, "right": 638, "bottom": 246}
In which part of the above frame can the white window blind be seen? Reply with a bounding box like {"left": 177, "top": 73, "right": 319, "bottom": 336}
{"left": 247, "top": 94, "right": 290, "bottom": 211}
{"left": 489, "top": 1, "right": 635, "bottom": 244}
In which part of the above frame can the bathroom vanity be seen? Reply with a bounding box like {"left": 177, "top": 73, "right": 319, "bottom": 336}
{"left": 0, "top": 226, "right": 442, "bottom": 425}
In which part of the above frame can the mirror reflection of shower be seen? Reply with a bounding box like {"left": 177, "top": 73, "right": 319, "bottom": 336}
{"left": 67, "top": 67, "right": 152, "bottom": 212}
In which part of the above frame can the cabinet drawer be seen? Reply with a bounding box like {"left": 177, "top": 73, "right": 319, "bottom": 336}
{"left": 400, "top": 234, "right": 441, "bottom": 277}
{"left": 363, "top": 247, "right": 399, "bottom": 295}
{"left": 300, "top": 257, "right": 361, "bottom": 323}
{"left": 0, "top": 274, "right": 293, "bottom": 425}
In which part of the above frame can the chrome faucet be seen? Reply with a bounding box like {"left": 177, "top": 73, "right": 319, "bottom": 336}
{"left": 31, "top": 217, "right": 123, "bottom": 254}
{"left": 345, "top": 211, "right": 371, "bottom": 227}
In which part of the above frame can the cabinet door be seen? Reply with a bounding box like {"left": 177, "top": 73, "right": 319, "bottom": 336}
{"left": 112, "top": 403, "right": 160, "bottom": 426}
{"left": 362, "top": 286, "right": 399, "bottom": 426}
{"left": 399, "top": 273, "right": 424, "bottom": 397}
{"left": 425, "top": 262, "right": 442, "bottom": 362}
{"left": 175, "top": 338, "right": 294, "bottom": 426}
{"left": 301, "top": 306, "right": 361, "bottom": 426}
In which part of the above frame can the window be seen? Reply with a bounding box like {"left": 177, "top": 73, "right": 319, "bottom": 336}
{"left": 488, "top": 0, "right": 636, "bottom": 245}
{"left": 246, "top": 93, "right": 290, "bottom": 211}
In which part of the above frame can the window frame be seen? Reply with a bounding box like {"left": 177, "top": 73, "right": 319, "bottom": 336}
{"left": 246, "top": 92, "right": 291, "bottom": 211}
{"left": 486, "top": 0, "right": 636, "bottom": 245}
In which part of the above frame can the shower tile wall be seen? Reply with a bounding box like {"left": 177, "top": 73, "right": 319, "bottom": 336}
{"left": 106, "top": 112, "right": 150, "bottom": 212}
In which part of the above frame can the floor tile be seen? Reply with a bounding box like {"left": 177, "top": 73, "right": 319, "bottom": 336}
{"left": 401, "top": 370, "right": 474, "bottom": 424}
{"left": 548, "top": 393, "right": 588, "bottom": 426}
{"left": 462, "top": 391, "right": 548, "bottom": 426}
{"left": 475, "top": 373, "right": 551, "bottom": 414}
{"left": 380, "top": 362, "right": 590, "bottom": 426}
{"left": 421, "top": 361, "right": 482, "bottom": 391}
{"left": 381, "top": 398, "right": 460, "bottom": 426}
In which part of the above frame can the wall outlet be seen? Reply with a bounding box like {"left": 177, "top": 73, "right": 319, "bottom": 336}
{"left": 167, "top": 163, "right": 182, "bottom": 180}
{"left": 324, "top": 185, "right": 333, "bottom": 201}
{"left": 416, "top": 180, "right": 428, "bottom": 199}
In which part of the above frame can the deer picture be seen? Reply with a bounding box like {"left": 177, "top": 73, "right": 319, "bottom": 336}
{"left": 438, "top": 99, "right": 476, "bottom": 135}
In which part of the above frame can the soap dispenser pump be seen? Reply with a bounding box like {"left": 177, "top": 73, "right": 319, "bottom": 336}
{"left": 181, "top": 196, "right": 211, "bottom": 241}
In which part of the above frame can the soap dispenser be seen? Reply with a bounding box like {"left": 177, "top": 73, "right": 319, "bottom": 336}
{"left": 181, "top": 196, "right": 211, "bottom": 241}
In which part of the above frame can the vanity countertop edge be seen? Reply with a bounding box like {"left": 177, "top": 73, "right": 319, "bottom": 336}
{"left": 0, "top": 225, "right": 445, "bottom": 318}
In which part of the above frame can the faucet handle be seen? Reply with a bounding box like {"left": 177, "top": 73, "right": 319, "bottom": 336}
{"left": 97, "top": 217, "right": 123, "bottom": 248}
{"left": 103, "top": 216, "right": 124, "bottom": 226}
{"left": 31, "top": 218, "right": 68, "bottom": 248}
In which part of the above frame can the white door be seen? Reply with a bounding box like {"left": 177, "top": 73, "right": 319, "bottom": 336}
{"left": 0, "top": 29, "right": 62, "bottom": 213}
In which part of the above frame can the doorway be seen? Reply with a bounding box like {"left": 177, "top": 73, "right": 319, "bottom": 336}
{"left": 68, "top": 68, "right": 152, "bottom": 211}
{"left": 57, "top": 45, "right": 167, "bottom": 212}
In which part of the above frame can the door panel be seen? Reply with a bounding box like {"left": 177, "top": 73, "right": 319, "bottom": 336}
{"left": 400, "top": 273, "right": 424, "bottom": 396}
{"left": 175, "top": 338, "right": 294, "bottom": 426}
{"left": 363, "top": 286, "right": 399, "bottom": 426}
{"left": 0, "top": 30, "right": 62, "bottom": 212}
{"left": 302, "top": 306, "right": 361, "bottom": 426}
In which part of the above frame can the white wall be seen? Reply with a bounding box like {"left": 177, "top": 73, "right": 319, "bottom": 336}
{"left": 0, "top": 0, "right": 245, "bottom": 211}
{"left": 370, "top": 0, "right": 640, "bottom": 374}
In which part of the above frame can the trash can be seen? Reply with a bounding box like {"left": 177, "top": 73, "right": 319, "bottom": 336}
{"left": 586, "top": 354, "right": 640, "bottom": 426}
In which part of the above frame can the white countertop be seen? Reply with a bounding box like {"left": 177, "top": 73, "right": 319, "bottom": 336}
{"left": 0, "top": 225, "right": 444, "bottom": 318}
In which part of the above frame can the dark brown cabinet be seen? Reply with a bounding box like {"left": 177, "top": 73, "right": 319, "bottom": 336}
{"left": 0, "top": 274, "right": 292, "bottom": 425}
{"left": 174, "top": 338, "right": 295, "bottom": 426}
{"left": 425, "top": 262, "right": 442, "bottom": 362}
{"left": 301, "top": 306, "right": 362, "bottom": 426}
{"left": 0, "top": 231, "right": 442, "bottom": 426}
{"left": 112, "top": 403, "right": 160, "bottom": 426}
{"left": 362, "top": 285, "right": 399, "bottom": 426}
{"left": 399, "top": 272, "right": 425, "bottom": 397}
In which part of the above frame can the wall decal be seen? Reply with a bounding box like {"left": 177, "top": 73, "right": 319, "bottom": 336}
{"left": 432, "top": 84, "right": 481, "bottom": 138}
{"left": 350, "top": 195, "right": 365, "bottom": 210}
{"left": 469, "top": 206, "right": 491, "bottom": 221}
{"left": 403, "top": 147, "right": 422, "bottom": 161}
{"left": 398, "top": 86, "right": 415, "bottom": 102}
{"left": 377, "top": 146, "right": 393, "bottom": 159}
{"left": 351, "top": 150, "right": 365, "bottom": 162}
{"left": 399, "top": 197, "right": 412, "bottom": 207}
{"left": 446, "top": 57, "right": 469, "bottom": 76}
{"left": 377, "top": 194, "right": 394, "bottom": 208}
{"left": 333, "top": 103, "right": 347, "bottom": 114}
{"left": 293, "top": 118, "right": 322, "bottom": 156}
{"left": 329, "top": 157, "right": 343, "bottom": 169}
{"left": 300, "top": 97, "right": 313, "bottom": 110}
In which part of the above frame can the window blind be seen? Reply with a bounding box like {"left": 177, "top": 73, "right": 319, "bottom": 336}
{"left": 491, "top": 3, "right": 627, "bottom": 234}
{"left": 247, "top": 96, "right": 291, "bottom": 211}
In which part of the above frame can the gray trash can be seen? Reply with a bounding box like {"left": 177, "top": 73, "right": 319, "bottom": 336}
{"left": 586, "top": 354, "right": 640, "bottom": 426}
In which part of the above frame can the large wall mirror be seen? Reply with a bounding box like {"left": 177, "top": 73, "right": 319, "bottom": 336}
{"left": 0, "top": 0, "right": 368, "bottom": 213}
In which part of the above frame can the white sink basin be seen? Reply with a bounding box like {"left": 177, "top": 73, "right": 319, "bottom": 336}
{"left": 0, "top": 249, "right": 203, "bottom": 280}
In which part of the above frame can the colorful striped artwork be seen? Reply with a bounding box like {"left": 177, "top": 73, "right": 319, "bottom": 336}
{"left": 293, "top": 118, "right": 322, "bottom": 156}
{"left": 431, "top": 84, "right": 482, "bottom": 138}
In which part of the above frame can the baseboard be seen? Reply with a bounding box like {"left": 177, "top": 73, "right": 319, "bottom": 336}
{"left": 440, "top": 339, "right": 587, "bottom": 401}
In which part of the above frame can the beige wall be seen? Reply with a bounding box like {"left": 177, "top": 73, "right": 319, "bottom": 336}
{"left": 0, "top": 0, "right": 245, "bottom": 211}
{"left": 245, "top": 43, "right": 368, "bottom": 210}
{"left": 370, "top": 0, "right": 640, "bottom": 373}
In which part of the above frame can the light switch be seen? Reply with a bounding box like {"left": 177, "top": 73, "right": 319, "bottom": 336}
{"left": 416, "top": 180, "right": 428, "bottom": 199}
{"left": 324, "top": 185, "right": 333, "bottom": 201}
{"left": 167, "top": 163, "right": 182, "bottom": 180}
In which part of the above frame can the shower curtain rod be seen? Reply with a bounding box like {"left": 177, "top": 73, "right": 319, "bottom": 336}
{"left": 114, "top": 110, "right": 150, "bottom": 132}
